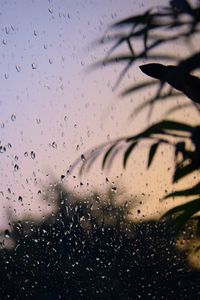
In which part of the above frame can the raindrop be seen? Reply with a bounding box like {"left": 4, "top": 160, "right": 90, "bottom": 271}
{"left": 15, "top": 65, "right": 21, "bottom": 72}
{"left": 52, "top": 142, "right": 57, "bottom": 149}
{"left": 31, "top": 63, "right": 37, "bottom": 70}
{"left": 4, "top": 73, "right": 9, "bottom": 79}
{"left": 31, "top": 151, "right": 35, "bottom": 159}
{"left": 0, "top": 146, "right": 4, "bottom": 153}
{"left": 81, "top": 154, "right": 86, "bottom": 161}
{"left": 34, "top": 29, "right": 38, "bottom": 36}
{"left": 49, "top": 58, "right": 53, "bottom": 64}
{"left": 76, "top": 145, "right": 80, "bottom": 151}
{"left": 5, "top": 27, "right": 10, "bottom": 34}
{"left": 18, "top": 196, "right": 22, "bottom": 202}
{"left": 124, "top": 201, "right": 128, "bottom": 208}
{"left": 24, "top": 152, "right": 28, "bottom": 157}
{"left": 11, "top": 114, "right": 16, "bottom": 121}
{"left": 4, "top": 229, "right": 10, "bottom": 238}
{"left": 14, "top": 164, "right": 19, "bottom": 172}
{"left": 2, "top": 39, "right": 7, "bottom": 45}
{"left": 61, "top": 175, "right": 65, "bottom": 181}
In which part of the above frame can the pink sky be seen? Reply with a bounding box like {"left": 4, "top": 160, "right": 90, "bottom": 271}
{"left": 0, "top": 0, "right": 199, "bottom": 229}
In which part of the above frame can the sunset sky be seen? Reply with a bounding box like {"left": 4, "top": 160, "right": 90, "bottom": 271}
{"left": 0, "top": 0, "right": 199, "bottom": 228}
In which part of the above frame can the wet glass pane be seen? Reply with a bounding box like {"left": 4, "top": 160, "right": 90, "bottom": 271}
{"left": 1, "top": 0, "right": 200, "bottom": 299}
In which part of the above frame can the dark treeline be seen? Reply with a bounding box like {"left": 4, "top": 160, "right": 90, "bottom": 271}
{"left": 0, "top": 186, "right": 199, "bottom": 300}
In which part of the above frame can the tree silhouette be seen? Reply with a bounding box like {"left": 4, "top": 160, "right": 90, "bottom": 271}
{"left": 77, "top": 0, "right": 200, "bottom": 233}
{"left": 1, "top": 186, "right": 199, "bottom": 300}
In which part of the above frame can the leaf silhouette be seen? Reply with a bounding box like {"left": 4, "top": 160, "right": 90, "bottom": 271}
{"left": 130, "top": 92, "right": 181, "bottom": 119}
{"left": 173, "top": 162, "right": 199, "bottom": 182}
{"left": 127, "top": 120, "right": 193, "bottom": 142}
{"left": 140, "top": 63, "right": 169, "bottom": 81}
{"left": 147, "top": 142, "right": 160, "bottom": 168}
{"left": 164, "top": 182, "right": 200, "bottom": 199}
{"left": 121, "top": 80, "right": 157, "bottom": 96}
{"left": 102, "top": 143, "right": 118, "bottom": 169}
{"left": 162, "top": 198, "right": 200, "bottom": 232}
{"left": 123, "top": 142, "right": 138, "bottom": 168}
{"left": 140, "top": 58, "right": 200, "bottom": 104}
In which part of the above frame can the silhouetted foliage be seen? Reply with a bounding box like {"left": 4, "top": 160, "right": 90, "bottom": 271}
{"left": 0, "top": 187, "right": 199, "bottom": 300}
{"left": 77, "top": 0, "right": 200, "bottom": 233}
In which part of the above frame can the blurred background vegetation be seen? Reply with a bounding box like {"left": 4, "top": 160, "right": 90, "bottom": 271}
{"left": 1, "top": 185, "right": 200, "bottom": 299}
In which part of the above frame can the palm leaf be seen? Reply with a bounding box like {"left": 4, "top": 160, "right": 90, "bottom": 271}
{"left": 102, "top": 143, "right": 118, "bottom": 169}
{"left": 173, "top": 162, "right": 199, "bottom": 182}
{"left": 123, "top": 142, "right": 138, "bottom": 168}
{"left": 147, "top": 142, "right": 160, "bottom": 168}
{"left": 162, "top": 198, "right": 200, "bottom": 232}
{"left": 164, "top": 182, "right": 200, "bottom": 199}
{"left": 127, "top": 120, "right": 193, "bottom": 142}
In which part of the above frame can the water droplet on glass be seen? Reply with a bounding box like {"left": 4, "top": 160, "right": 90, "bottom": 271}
{"left": 15, "top": 65, "right": 21, "bottom": 72}
{"left": 5, "top": 27, "right": 10, "bottom": 34}
{"left": 31, "top": 151, "right": 35, "bottom": 159}
{"left": 11, "top": 114, "right": 16, "bottom": 121}
{"left": 24, "top": 152, "right": 28, "bottom": 157}
{"left": 81, "top": 154, "right": 86, "bottom": 161}
{"left": 34, "top": 29, "right": 38, "bottom": 36}
{"left": 31, "top": 63, "right": 37, "bottom": 70}
{"left": 18, "top": 196, "right": 22, "bottom": 202}
{"left": 4, "top": 229, "right": 10, "bottom": 238}
{"left": 0, "top": 146, "right": 6, "bottom": 153}
{"left": 76, "top": 145, "right": 80, "bottom": 151}
{"left": 2, "top": 39, "right": 7, "bottom": 45}
{"left": 4, "top": 73, "right": 9, "bottom": 79}
{"left": 61, "top": 175, "right": 65, "bottom": 182}
{"left": 49, "top": 58, "right": 53, "bottom": 64}
{"left": 14, "top": 164, "right": 19, "bottom": 172}
{"left": 52, "top": 142, "right": 57, "bottom": 149}
{"left": 124, "top": 201, "right": 128, "bottom": 208}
